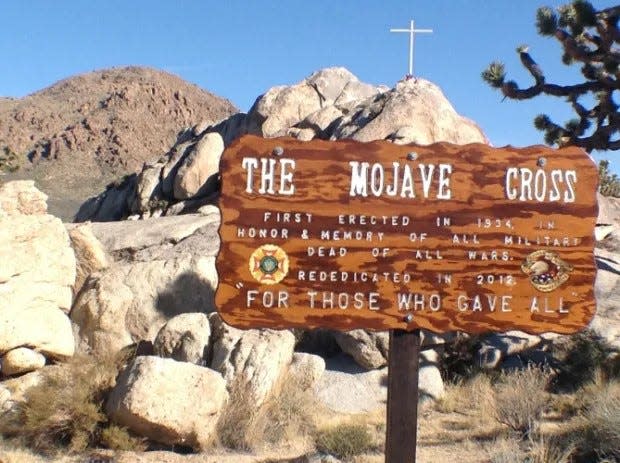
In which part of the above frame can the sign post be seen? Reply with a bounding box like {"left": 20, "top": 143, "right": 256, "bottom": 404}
{"left": 385, "top": 329, "right": 421, "bottom": 462}
{"left": 215, "top": 135, "right": 598, "bottom": 462}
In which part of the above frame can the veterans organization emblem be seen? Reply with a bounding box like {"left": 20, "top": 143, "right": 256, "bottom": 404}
{"left": 521, "top": 250, "right": 573, "bottom": 292}
{"left": 249, "top": 244, "right": 289, "bottom": 285}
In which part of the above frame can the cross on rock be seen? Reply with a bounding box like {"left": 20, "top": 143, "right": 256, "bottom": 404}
{"left": 390, "top": 19, "right": 433, "bottom": 78}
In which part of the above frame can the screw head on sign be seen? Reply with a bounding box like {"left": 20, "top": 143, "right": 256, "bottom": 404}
{"left": 404, "top": 313, "right": 414, "bottom": 323}
{"left": 537, "top": 157, "right": 547, "bottom": 167}
{"left": 407, "top": 152, "right": 418, "bottom": 161}
{"left": 273, "top": 146, "right": 284, "bottom": 156}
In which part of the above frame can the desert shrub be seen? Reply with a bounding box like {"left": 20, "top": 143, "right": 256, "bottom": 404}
{"left": 527, "top": 435, "right": 576, "bottom": 463}
{"left": 599, "top": 160, "right": 620, "bottom": 197}
{"left": 435, "top": 373, "right": 496, "bottom": 423}
{"left": 487, "top": 437, "right": 525, "bottom": 463}
{"left": 216, "top": 376, "right": 317, "bottom": 451}
{"left": 553, "top": 330, "right": 618, "bottom": 391}
{"left": 579, "top": 381, "right": 620, "bottom": 461}
{"left": 488, "top": 435, "right": 576, "bottom": 463}
{"left": 314, "top": 423, "right": 376, "bottom": 459}
{"left": 99, "top": 424, "right": 147, "bottom": 452}
{"left": 0, "top": 146, "right": 20, "bottom": 173}
{"left": 494, "top": 366, "right": 551, "bottom": 438}
{"left": 0, "top": 352, "right": 139, "bottom": 455}
{"left": 439, "top": 333, "right": 484, "bottom": 383}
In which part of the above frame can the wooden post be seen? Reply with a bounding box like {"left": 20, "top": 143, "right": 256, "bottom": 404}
{"left": 385, "top": 329, "right": 421, "bottom": 463}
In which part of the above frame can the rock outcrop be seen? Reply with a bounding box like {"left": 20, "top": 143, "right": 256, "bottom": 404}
{"left": 106, "top": 356, "right": 227, "bottom": 450}
{"left": 70, "top": 208, "right": 220, "bottom": 356}
{"left": 75, "top": 67, "right": 488, "bottom": 222}
{"left": 0, "top": 181, "right": 76, "bottom": 372}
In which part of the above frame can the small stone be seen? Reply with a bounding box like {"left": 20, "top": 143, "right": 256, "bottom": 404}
{"left": 153, "top": 313, "right": 210, "bottom": 364}
{"left": 1, "top": 347, "right": 47, "bottom": 376}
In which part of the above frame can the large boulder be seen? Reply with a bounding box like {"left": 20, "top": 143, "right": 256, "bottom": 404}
{"left": 332, "top": 329, "right": 453, "bottom": 370}
{"left": 316, "top": 351, "right": 444, "bottom": 414}
{"left": 328, "top": 79, "right": 487, "bottom": 145}
{"left": 593, "top": 246, "right": 620, "bottom": 350}
{"left": 418, "top": 350, "right": 444, "bottom": 400}
{"left": 243, "top": 67, "right": 375, "bottom": 138}
{"left": 0, "top": 181, "right": 76, "bottom": 361}
{"left": 288, "top": 352, "right": 326, "bottom": 390}
{"left": 209, "top": 313, "right": 295, "bottom": 406}
{"left": 333, "top": 330, "right": 389, "bottom": 370}
{"left": 153, "top": 312, "right": 211, "bottom": 364}
{"left": 173, "top": 132, "right": 224, "bottom": 200}
{"left": 71, "top": 209, "right": 220, "bottom": 356}
{"left": 0, "top": 180, "right": 48, "bottom": 216}
{"left": 0, "top": 302, "right": 75, "bottom": 360}
{"left": 106, "top": 356, "right": 227, "bottom": 450}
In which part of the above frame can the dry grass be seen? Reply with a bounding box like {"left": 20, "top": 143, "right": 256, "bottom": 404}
{"left": 486, "top": 437, "right": 526, "bottom": 463}
{"left": 494, "top": 366, "right": 551, "bottom": 437}
{"left": 579, "top": 380, "right": 620, "bottom": 461}
{"left": 485, "top": 436, "right": 575, "bottom": 463}
{"left": 526, "top": 435, "right": 576, "bottom": 463}
{"left": 216, "top": 376, "right": 317, "bottom": 452}
{"left": 435, "top": 374, "right": 496, "bottom": 425}
{"left": 0, "top": 351, "right": 145, "bottom": 455}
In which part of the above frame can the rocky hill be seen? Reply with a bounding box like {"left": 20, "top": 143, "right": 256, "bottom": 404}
{"left": 0, "top": 66, "right": 238, "bottom": 218}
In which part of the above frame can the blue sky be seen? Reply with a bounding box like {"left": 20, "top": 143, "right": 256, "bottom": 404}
{"left": 1, "top": 1, "right": 617, "bottom": 169}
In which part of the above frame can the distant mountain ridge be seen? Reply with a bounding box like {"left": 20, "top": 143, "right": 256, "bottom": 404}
{"left": 0, "top": 66, "right": 238, "bottom": 218}
{"left": 0, "top": 66, "right": 237, "bottom": 173}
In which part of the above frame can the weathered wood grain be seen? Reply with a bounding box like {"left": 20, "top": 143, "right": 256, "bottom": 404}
{"left": 215, "top": 135, "right": 598, "bottom": 334}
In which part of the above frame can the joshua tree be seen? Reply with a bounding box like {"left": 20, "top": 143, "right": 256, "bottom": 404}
{"left": 482, "top": 1, "right": 619, "bottom": 152}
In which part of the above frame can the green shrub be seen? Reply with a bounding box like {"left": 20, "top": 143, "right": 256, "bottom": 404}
{"left": 439, "top": 333, "right": 484, "bottom": 383}
{"left": 553, "top": 330, "right": 618, "bottom": 391}
{"left": 314, "top": 423, "right": 376, "bottom": 459}
{"left": 0, "top": 146, "right": 20, "bottom": 173}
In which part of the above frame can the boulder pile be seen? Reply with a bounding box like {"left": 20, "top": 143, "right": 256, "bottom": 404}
{"left": 0, "top": 181, "right": 76, "bottom": 377}
{"left": 75, "top": 67, "right": 487, "bottom": 222}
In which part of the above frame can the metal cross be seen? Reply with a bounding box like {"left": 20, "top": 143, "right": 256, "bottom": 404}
{"left": 390, "top": 19, "right": 433, "bottom": 77}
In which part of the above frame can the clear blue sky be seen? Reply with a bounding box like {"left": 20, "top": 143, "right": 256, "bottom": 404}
{"left": 1, "top": 1, "right": 617, "bottom": 169}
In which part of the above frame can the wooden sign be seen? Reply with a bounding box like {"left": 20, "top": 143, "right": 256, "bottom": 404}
{"left": 215, "top": 135, "right": 598, "bottom": 334}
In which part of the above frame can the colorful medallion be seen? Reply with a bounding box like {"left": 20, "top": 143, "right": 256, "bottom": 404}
{"left": 249, "top": 244, "right": 289, "bottom": 285}
{"left": 521, "top": 250, "right": 573, "bottom": 292}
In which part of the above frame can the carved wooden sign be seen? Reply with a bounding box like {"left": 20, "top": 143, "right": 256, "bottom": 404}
{"left": 215, "top": 135, "right": 598, "bottom": 334}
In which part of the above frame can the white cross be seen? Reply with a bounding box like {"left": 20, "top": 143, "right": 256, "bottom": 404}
{"left": 390, "top": 19, "right": 433, "bottom": 77}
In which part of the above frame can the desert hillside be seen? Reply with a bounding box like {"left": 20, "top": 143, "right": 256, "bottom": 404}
{"left": 0, "top": 66, "right": 238, "bottom": 218}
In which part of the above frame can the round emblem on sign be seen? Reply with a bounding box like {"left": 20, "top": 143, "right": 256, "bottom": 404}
{"left": 249, "top": 244, "right": 289, "bottom": 285}
{"left": 521, "top": 250, "right": 573, "bottom": 292}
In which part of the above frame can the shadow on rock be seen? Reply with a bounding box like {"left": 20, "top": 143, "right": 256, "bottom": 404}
{"left": 155, "top": 271, "right": 216, "bottom": 318}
